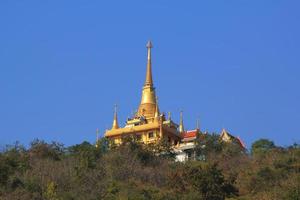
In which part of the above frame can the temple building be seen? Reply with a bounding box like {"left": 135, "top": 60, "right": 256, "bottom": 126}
{"left": 220, "top": 128, "right": 246, "bottom": 149}
{"left": 105, "top": 41, "right": 182, "bottom": 145}
{"left": 104, "top": 41, "right": 245, "bottom": 160}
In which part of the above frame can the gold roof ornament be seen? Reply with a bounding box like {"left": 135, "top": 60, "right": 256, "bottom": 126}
{"left": 220, "top": 128, "right": 231, "bottom": 142}
{"left": 179, "top": 111, "right": 185, "bottom": 133}
{"left": 196, "top": 118, "right": 200, "bottom": 130}
{"left": 168, "top": 112, "right": 171, "bottom": 121}
{"left": 95, "top": 128, "right": 99, "bottom": 148}
{"left": 137, "top": 41, "right": 158, "bottom": 118}
{"left": 112, "top": 104, "right": 119, "bottom": 129}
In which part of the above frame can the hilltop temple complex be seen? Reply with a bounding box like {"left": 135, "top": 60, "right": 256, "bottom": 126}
{"left": 103, "top": 41, "right": 244, "bottom": 160}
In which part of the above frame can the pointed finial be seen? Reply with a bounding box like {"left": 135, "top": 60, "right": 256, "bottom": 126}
{"left": 96, "top": 128, "right": 99, "bottom": 141}
{"left": 95, "top": 128, "right": 99, "bottom": 148}
{"left": 112, "top": 104, "right": 119, "bottom": 129}
{"left": 114, "top": 104, "right": 117, "bottom": 113}
{"left": 221, "top": 128, "right": 229, "bottom": 137}
{"left": 179, "top": 110, "right": 184, "bottom": 133}
{"left": 146, "top": 40, "right": 153, "bottom": 49}
{"left": 196, "top": 117, "right": 200, "bottom": 130}
{"left": 168, "top": 112, "right": 171, "bottom": 121}
{"left": 145, "top": 41, "right": 153, "bottom": 86}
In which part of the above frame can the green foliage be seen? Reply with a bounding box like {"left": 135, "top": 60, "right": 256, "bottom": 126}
{"left": 185, "top": 162, "right": 238, "bottom": 200}
{"left": 29, "top": 139, "right": 64, "bottom": 160}
{"left": 96, "top": 137, "right": 110, "bottom": 153}
{"left": 0, "top": 155, "right": 9, "bottom": 186}
{"left": 283, "top": 175, "right": 300, "bottom": 200}
{"left": 0, "top": 142, "right": 29, "bottom": 188}
{"left": 197, "top": 133, "right": 223, "bottom": 155}
{"left": 195, "top": 133, "right": 226, "bottom": 161}
{"left": 0, "top": 138, "right": 299, "bottom": 200}
{"left": 251, "top": 139, "right": 276, "bottom": 155}
{"left": 148, "top": 138, "right": 176, "bottom": 160}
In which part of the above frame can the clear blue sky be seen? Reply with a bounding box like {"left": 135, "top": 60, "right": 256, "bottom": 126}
{"left": 1, "top": 1, "right": 299, "bottom": 148}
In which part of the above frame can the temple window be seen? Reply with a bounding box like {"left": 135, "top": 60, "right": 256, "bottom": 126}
{"left": 148, "top": 132, "right": 154, "bottom": 138}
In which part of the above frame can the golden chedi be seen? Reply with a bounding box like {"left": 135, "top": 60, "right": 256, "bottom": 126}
{"left": 105, "top": 41, "right": 181, "bottom": 145}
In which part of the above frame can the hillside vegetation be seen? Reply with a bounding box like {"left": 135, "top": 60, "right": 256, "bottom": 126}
{"left": 0, "top": 134, "right": 299, "bottom": 200}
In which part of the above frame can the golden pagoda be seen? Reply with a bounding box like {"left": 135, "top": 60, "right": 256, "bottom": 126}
{"left": 105, "top": 41, "right": 181, "bottom": 145}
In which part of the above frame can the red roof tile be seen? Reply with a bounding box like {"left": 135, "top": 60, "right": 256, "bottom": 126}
{"left": 237, "top": 136, "right": 246, "bottom": 149}
{"left": 183, "top": 130, "right": 198, "bottom": 138}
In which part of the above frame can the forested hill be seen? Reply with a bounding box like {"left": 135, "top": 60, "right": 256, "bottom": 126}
{"left": 0, "top": 134, "right": 299, "bottom": 200}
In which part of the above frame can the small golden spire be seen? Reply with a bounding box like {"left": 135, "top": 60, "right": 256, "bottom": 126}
{"left": 168, "top": 112, "right": 171, "bottom": 121}
{"left": 145, "top": 41, "right": 153, "bottom": 86}
{"left": 179, "top": 111, "right": 184, "bottom": 133}
{"left": 112, "top": 104, "right": 119, "bottom": 129}
{"left": 95, "top": 128, "right": 99, "bottom": 148}
{"left": 196, "top": 118, "right": 200, "bottom": 130}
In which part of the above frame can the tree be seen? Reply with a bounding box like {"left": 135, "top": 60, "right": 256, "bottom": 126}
{"left": 0, "top": 154, "right": 9, "bottom": 187}
{"left": 1, "top": 138, "right": 300, "bottom": 200}
{"left": 251, "top": 139, "right": 276, "bottom": 155}
{"left": 68, "top": 141, "right": 99, "bottom": 173}
{"left": 185, "top": 162, "right": 238, "bottom": 200}
{"left": 29, "top": 139, "right": 64, "bottom": 160}
{"left": 96, "top": 137, "right": 109, "bottom": 154}
{"left": 195, "top": 133, "right": 224, "bottom": 161}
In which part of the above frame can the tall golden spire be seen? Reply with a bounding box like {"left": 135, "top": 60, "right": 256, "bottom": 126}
{"left": 112, "top": 104, "right": 119, "bottom": 129}
{"left": 179, "top": 111, "right": 184, "bottom": 133}
{"left": 138, "top": 41, "right": 157, "bottom": 118}
{"left": 145, "top": 41, "right": 153, "bottom": 86}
